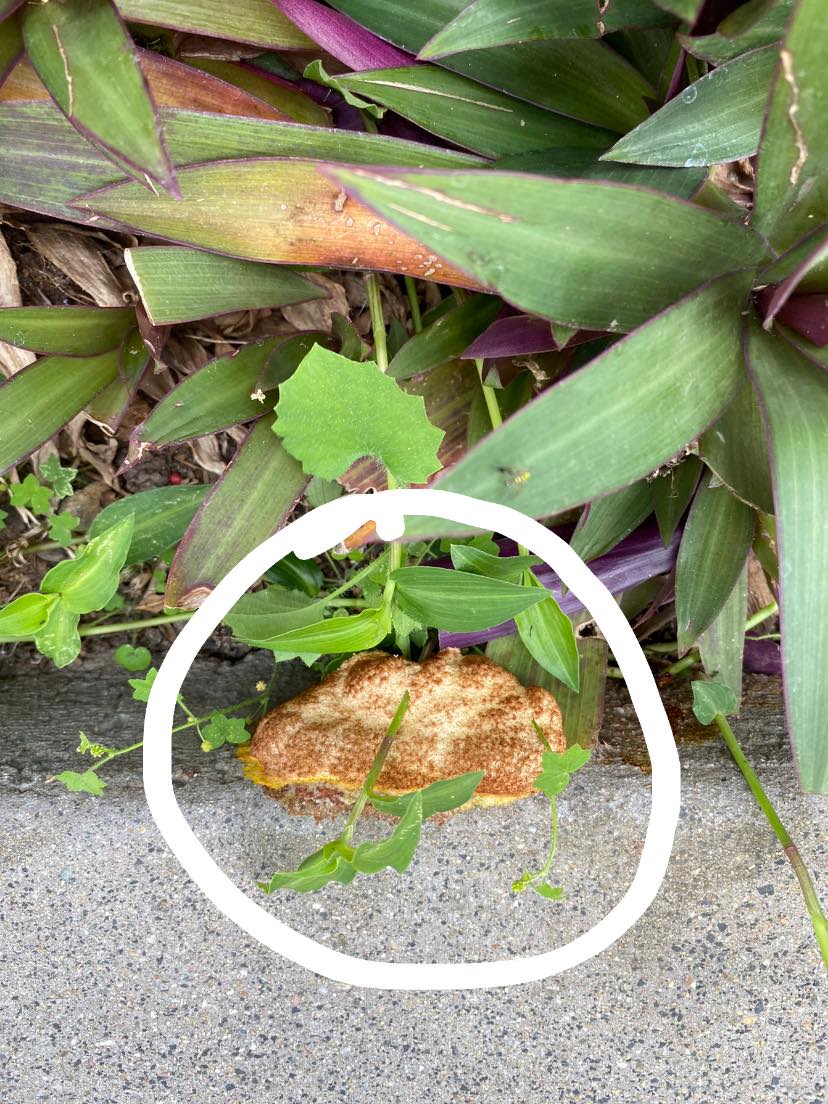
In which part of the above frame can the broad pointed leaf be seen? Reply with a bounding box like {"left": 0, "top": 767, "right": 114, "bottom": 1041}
{"left": 602, "top": 47, "right": 778, "bottom": 168}
{"left": 115, "top": 0, "right": 314, "bottom": 48}
{"left": 326, "top": 2, "right": 654, "bottom": 132}
{"left": 74, "top": 159, "right": 479, "bottom": 286}
{"left": 675, "top": 476, "right": 755, "bottom": 653}
{"left": 330, "top": 167, "right": 767, "bottom": 330}
{"left": 389, "top": 295, "right": 501, "bottom": 381}
{"left": 326, "top": 66, "right": 615, "bottom": 157}
{"left": 570, "top": 481, "right": 654, "bottom": 563}
{"left": 419, "top": 275, "right": 750, "bottom": 518}
{"left": 653, "top": 454, "right": 702, "bottom": 545}
{"left": 747, "top": 318, "right": 828, "bottom": 792}
{"left": 41, "top": 515, "right": 133, "bottom": 614}
{"left": 22, "top": 0, "right": 176, "bottom": 192}
{"left": 0, "top": 305, "right": 134, "bottom": 355}
{"left": 125, "top": 247, "right": 324, "bottom": 326}
{"left": 165, "top": 418, "right": 308, "bottom": 609}
{"left": 681, "top": 0, "right": 791, "bottom": 63}
{"left": 390, "top": 566, "right": 545, "bottom": 632}
{"left": 87, "top": 484, "right": 210, "bottom": 564}
{"left": 515, "top": 570, "right": 580, "bottom": 692}
{"left": 0, "top": 350, "right": 119, "bottom": 473}
{"left": 753, "top": 0, "right": 828, "bottom": 249}
{"left": 420, "top": 0, "right": 673, "bottom": 56}
{"left": 126, "top": 335, "right": 327, "bottom": 463}
{"left": 700, "top": 376, "right": 774, "bottom": 513}
{"left": 253, "top": 606, "right": 390, "bottom": 654}
{"left": 698, "top": 561, "right": 748, "bottom": 706}
{"left": 0, "top": 101, "right": 480, "bottom": 226}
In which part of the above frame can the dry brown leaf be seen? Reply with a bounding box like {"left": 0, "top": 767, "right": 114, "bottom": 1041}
{"left": 188, "top": 434, "right": 227, "bottom": 477}
{"left": 748, "top": 550, "right": 776, "bottom": 613}
{"left": 0, "top": 228, "right": 36, "bottom": 377}
{"left": 23, "top": 225, "right": 125, "bottom": 306}
{"left": 281, "top": 272, "right": 350, "bottom": 331}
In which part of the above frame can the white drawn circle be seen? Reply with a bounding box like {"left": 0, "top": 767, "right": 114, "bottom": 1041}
{"left": 143, "top": 489, "right": 680, "bottom": 990}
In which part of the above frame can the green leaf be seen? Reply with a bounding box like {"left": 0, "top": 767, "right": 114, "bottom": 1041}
{"left": 0, "top": 305, "right": 135, "bottom": 355}
{"left": 274, "top": 345, "right": 444, "bottom": 485}
{"left": 487, "top": 634, "right": 607, "bottom": 749}
{"left": 746, "top": 319, "right": 828, "bottom": 792}
{"left": 417, "top": 274, "right": 750, "bottom": 519}
{"left": 753, "top": 0, "right": 828, "bottom": 249}
{"left": 515, "top": 570, "right": 580, "bottom": 693}
{"left": 53, "top": 768, "right": 107, "bottom": 796}
{"left": 258, "top": 850, "right": 357, "bottom": 894}
{"left": 127, "top": 336, "right": 320, "bottom": 460}
{"left": 390, "top": 566, "right": 545, "bottom": 631}
{"left": 570, "top": 480, "right": 653, "bottom": 563}
{"left": 534, "top": 883, "right": 565, "bottom": 901}
{"left": 326, "top": 66, "right": 614, "bottom": 158}
{"left": 114, "top": 643, "right": 152, "bottom": 673}
{"left": 9, "top": 474, "right": 53, "bottom": 515}
{"left": 0, "top": 14, "right": 22, "bottom": 82}
{"left": 34, "top": 602, "right": 81, "bottom": 668}
{"left": 331, "top": 169, "right": 766, "bottom": 331}
{"left": 388, "top": 294, "right": 501, "bottom": 381}
{"left": 0, "top": 350, "right": 120, "bottom": 473}
{"left": 653, "top": 455, "right": 702, "bottom": 546}
{"left": 253, "top": 606, "right": 391, "bottom": 655}
{"left": 164, "top": 418, "right": 308, "bottom": 609}
{"left": 41, "top": 515, "right": 134, "bottom": 615}
{"left": 654, "top": 0, "right": 703, "bottom": 19}
{"left": 40, "top": 456, "right": 77, "bottom": 499}
{"left": 533, "top": 745, "right": 592, "bottom": 799}
{"left": 602, "top": 47, "right": 778, "bottom": 167}
{"left": 73, "top": 157, "right": 481, "bottom": 283}
{"left": 224, "top": 586, "right": 321, "bottom": 642}
{"left": 116, "top": 0, "right": 314, "bottom": 49}
{"left": 493, "top": 148, "right": 706, "bottom": 200}
{"left": 128, "top": 667, "right": 157, "bottom": 702}
{"left": 675, "top": 476, "right": 755, "bottom": 653}
{"left": 449, "top": 544, "right": 541, "bottom": 583}
{"left": 326, "top": 2, "right": 654, "bottom": 132}
{"left": 681, "top": 1, "right": 791, "bottom": 63}
{"left": 353, "top": 793, "right": 424, "bottom": 874}
{"left": 265, "top": 552, "right": 324, "bottom": 597}
{"left": 47, "top": 513, "right": 79, "bottom": 548}
{"left": 124, "top": 247, "right": 325, "bottom": 326}
{"left": 369, "top": 770, "right": 485, "bottom": 818}
{"left": 201, "top": 713, "right": 249, "bottom": 749}
{"left": 700, "top": 376, "right": 774, "bottom": 513}
{"left": 22, "top": 0, "right": 175, "bottom": 192}
{"left": 691, "top": 679, "right": 739, "bottom": 725}
{"left": 0, "top": 99, "right": 481, "bottom": 226}
{"left": 0, "top": 593, "right": 58, "bottom": 637}
{"left": 88, "top": 484, "right": 209, "bottom": 565}
{"left": 420, "top": 0, "right": 673, "bottom": 56}
{"left": 698, "top": 561, "right": 748, "bottom": 706}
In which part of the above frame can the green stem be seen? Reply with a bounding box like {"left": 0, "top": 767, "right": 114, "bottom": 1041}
{"left": 665, "top": 652, "right": 699, "bottom": 677}
{"left": 714, "top": 713, "right": 828, "bottom": 970}
{"left": 404, "top": 276, "right": 422, "bottom": 334}
{"left": 476, "top": 358, "right": 503, "bottom": 430}
{"left": 340, "top": 691, "right": 410, "bottom": 845}
{"left": 88, "top": 738, "right": 144, "bottom": 772}
{"left": 745, "top": 599, "right": 779, "bottom": 633}
{"left": 365, "top": 273, "right": 388, "bottom": 372}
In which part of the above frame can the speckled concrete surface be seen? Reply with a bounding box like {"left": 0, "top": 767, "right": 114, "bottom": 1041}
{"left": 0, "top": 655, "right": 825, "bottom": 1103}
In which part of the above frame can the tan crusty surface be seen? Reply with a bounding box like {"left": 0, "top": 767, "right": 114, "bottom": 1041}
{"left": 241, "top": 648, "right": 565, "bottom": 804}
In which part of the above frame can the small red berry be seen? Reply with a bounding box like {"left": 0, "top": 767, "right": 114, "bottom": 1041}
{"left": 168, "top": 471, "right": 183, "bottom": 485}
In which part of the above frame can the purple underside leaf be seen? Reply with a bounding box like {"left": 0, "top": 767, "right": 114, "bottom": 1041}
{"left": 769, "top": 294, "right": 828, "bottom": 348}
{"left": 272, "top": 0, "right": 415, "bottom": 71}
{"left": 463, "top": 314, "right": 558, "bottom": 359}
{"left": 743, "top": 636, "right": 783, "bottom": 676}
{"left": 438, "top": 521, "right": 680, "bottom": 649}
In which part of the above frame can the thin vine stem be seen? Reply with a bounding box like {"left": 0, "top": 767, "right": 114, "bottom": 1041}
{"left": 714, "top": 713, "right": 828, "bottom": 969}
{"left": 341, "top": 691, "right": 410, "bottom": 846}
